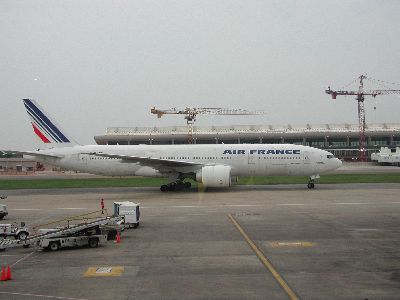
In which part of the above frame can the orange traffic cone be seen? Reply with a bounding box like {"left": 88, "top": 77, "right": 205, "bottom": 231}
{"left": 116, "top": 232, "right": 121, "bottom": 244}
{"left": 6, "top": 266, "right": 11, "bottom": 280}
{"left": 0, "top": 267, "right": 6, "bottom": 281}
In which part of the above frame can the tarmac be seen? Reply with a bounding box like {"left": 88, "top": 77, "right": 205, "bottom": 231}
{"left": 1, "top": 183, "right": 400, "bottom": 299}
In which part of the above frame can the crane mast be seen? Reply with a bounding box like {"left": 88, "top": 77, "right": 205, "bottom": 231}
{"left": 326, "top": 75, "right": 400, "bottom": 161}
{"left": 151, "top": 107, "right": 265, "bottom": 144}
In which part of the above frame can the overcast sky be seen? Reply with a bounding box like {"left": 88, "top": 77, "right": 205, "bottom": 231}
{"left": 1, "top": 0, "right": 399, "bottom": 150}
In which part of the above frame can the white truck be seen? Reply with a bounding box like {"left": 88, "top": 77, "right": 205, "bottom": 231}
{"left": 113, "top": 202, "right": 140, "bottom": 228}
{"left": 0, "top": 204, "right": 8, "bottom": 220}
{"left": 371, "top": 147, "right": 400, "bottom": 166}
{"left": 0, "top": 222, "right": 29, "bottom": 240}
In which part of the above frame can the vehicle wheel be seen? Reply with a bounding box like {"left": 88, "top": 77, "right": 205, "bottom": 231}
{"left": 49, "top": 242, "right": 59, "bottom": 251}
{"left": 23, "top": 244, "right": 30, "bottom": 248}
{"left": 17, "top": 231, "right": 29, "bottom": 240}
{"left": 160, "top": 185, "right": 169, "bottom": 192}
{"left": 133, "top": 223, "right": 139, "bottom": 229}
{"left": 88, "top": 238, "right": 99, "bottom": 248}
{"left": 0, "top": 216, "right": 4, "bottom": 220}
{"left": 307, "top": 183, "right": 315, "bottom": 189}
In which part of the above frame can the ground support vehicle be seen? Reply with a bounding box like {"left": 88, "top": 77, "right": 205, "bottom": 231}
{"left": 0, "top": 216, "right": 121, "bottom": 251}
{"left": 38, "top": 225, "right": 108, "bottom": 251}
{"left": 113, "top": 202, "right": 140, "bottom": 228}
{"left": 0, "top": 223, "right": 29, "bottom": 240}
{"left": 371, "top": 147, "right": 400, "bottom": 166}
{"left": 0, "top": 204, "right": 8, "bottom": 220}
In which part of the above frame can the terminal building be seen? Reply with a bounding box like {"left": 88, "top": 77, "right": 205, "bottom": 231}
{"left": 94, "top": 123, "right": 400, "bottom": 161}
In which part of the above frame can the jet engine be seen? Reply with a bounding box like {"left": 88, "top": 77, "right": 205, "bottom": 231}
{"left": 196, "top": 165, "right": 232, "bottom": 187}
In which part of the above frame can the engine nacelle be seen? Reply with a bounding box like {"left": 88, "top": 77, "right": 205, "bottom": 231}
{"left": 196, "top": 165, "right": 232, "bottom": 188}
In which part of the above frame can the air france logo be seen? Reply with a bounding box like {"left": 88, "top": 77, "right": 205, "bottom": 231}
{"left": 223, "top": 149, "right": 301, "bottom": 155}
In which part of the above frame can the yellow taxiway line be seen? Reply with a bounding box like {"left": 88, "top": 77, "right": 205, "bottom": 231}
{"left": 228, "top": 214, "right": 299, "bottom": 300}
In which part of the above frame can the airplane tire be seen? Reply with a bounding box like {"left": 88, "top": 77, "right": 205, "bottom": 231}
{"left": 168, "top": 182, "right": 176, "bottom": 191}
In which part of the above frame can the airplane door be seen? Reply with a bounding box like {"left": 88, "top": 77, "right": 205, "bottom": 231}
{"left": 303, "top": 151, "right": 311, "bottom": 170}
{"left": 302, "top": 150, "right": 315, "bottom": 173}
{"left": 78, "top": 154, "right": 88, "bottom": 165}
{"left": 248, "top": 153, "right": 256, "bottom": 164}
{"left": 303, "top": 151, "right": 310, "bottom": 162}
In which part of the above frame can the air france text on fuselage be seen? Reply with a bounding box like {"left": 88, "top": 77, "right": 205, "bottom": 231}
{"left": 223, "top": 149, "right": 301, "bottom": 155}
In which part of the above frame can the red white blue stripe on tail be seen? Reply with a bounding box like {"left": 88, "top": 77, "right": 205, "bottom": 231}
{"left": 23, "top": 99, "right": 75, "bottom": 145}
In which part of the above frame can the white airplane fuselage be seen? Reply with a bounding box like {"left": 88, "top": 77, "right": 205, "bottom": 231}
{"left": 25, "top": 143, "right": 342, "bottom": 177}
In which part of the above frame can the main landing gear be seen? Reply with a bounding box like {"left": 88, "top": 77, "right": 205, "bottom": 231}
{"left": 307, "top": 180, "right": 315, "bottom": 189}
{"left": 160, "top": 181, "right": 191, "bottom": 192}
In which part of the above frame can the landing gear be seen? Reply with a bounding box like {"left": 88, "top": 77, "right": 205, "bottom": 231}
{"left": 160, "top": 181, "right": 191, "bottom": 192}
{"left": 307, "top": 174, "right": 320, "bottom": 189}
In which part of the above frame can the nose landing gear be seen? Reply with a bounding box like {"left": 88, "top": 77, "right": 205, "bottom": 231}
{"left": 307, "top": 174, "right": 319, "bottom": 189}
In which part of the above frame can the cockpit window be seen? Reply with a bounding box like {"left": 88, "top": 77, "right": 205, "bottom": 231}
{"left": 327, "top": 155, "right": 334, "bottom": 159}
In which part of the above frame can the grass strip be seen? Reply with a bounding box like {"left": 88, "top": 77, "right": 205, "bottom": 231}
{"left": 0, "top": 173, "right": 400, "bottom": 190}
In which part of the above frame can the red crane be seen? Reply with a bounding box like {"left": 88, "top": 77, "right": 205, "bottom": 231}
{"left": 325, "top": 75, "right": 400, "bottom": 161}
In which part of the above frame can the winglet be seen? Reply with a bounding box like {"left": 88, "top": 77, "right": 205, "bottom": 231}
{"left": 23, "top": 99, "right": 79, "bottom": 147}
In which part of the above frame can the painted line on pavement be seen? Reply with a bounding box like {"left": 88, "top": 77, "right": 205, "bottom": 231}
{"left": 331, "top": 202, "right": 367, "bottom": 205}
{"left": 228, "top": 214, "right": 299, "bottom": 300}
{"left": 9, "top": 208, "right": 41, "bottom": 211}
{"left": 227, "top": 204, "right": 260, "bottom": 207}
{"left": 0, "top": 292, "right": 89, "bottom": 300}
{"left": 10, "top": 251, "right": 35, "bottom": 267}
{"left": 174, "top": 205, "right": 206, "bottom": 208}
{"left": 57, "top": 208, "right": 89, "bottom": 210}
{"left": 276, "top": 203, "right": 306, "bottom": 206}
{"left": 269, "top": 241, "right": 315, "bottom": 248}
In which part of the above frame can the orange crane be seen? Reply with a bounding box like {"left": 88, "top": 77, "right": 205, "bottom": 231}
{"left": 325, "top": 75, "right": 400, "bottom": 161}
{"left": 151, "top": 107, "right": 265, "bottom": 144}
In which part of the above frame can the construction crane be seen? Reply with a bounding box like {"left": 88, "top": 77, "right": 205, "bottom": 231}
{"left": 151, "top": 107, "right": 265, "bottom": 144}
{"left": 325, "top": 75, "right": 400, "bottom": 161}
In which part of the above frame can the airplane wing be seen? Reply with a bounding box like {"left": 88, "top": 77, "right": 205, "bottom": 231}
{"left": 2, "top": 150, "right": 64, "bottom": 159}
{"left": 85, "top": 152, "right": 205, "bottom": 170}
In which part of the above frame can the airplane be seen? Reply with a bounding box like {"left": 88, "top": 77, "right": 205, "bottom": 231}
{"left": 15, "top": 99, "right": 342, "bottom": 191}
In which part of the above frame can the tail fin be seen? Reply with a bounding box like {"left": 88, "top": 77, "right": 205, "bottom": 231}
{"left": 23, "top": 99, "right": 79, "bottom": 147}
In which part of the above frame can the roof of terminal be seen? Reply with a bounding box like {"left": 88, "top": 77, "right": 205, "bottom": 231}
{"left": 103, "top": 123, "right": 400, "bottom": 136}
